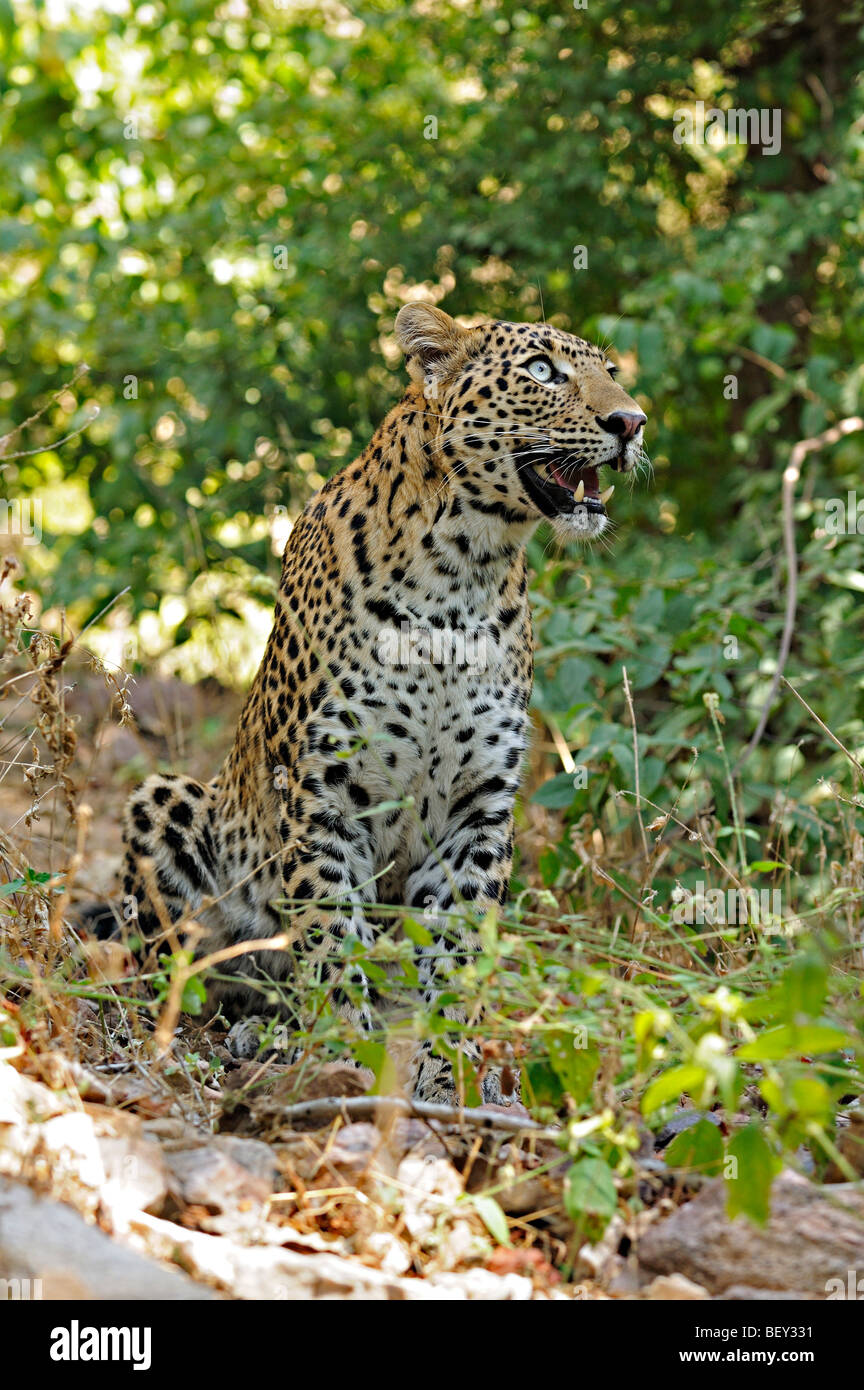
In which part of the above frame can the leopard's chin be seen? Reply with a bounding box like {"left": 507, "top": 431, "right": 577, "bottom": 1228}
{"left": 551, "top": 507, "right": 609, "bottom": 542}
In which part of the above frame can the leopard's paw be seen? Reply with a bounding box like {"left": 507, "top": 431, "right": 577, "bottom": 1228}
{"left": 225, "top": 1015, "right": 298, "bottom": 1062}
{"left": 226, "top": 1016, "right": 267, "bottom": 1060}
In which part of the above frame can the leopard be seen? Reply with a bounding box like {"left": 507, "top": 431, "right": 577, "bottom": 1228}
{"left": 118, "top": 304, "right": 647, "bottom": 1104}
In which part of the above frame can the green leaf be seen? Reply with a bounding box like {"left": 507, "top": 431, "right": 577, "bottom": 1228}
{"left": 726, "top": 1124, "right": 779, "bottom": 1225}
{"left": 778, "top": 956, "right": 829, "bottom": 1021}
{"left": 563, "top": 1157, "right": 618, "bottom": 1240}
{"left": 531, "top": 772, "right": 577, "bottom": 809}
{"left": 402, "top": 916, "right": 434, "bottom": 947}
{"left": 642, "top": 1065, "right": 707, "bottom": 1116}
{"left": 743, "top": 383, "right": 794, "bottom": 433}
{"left": 760, "top": 1075, "right": 833, "bottom": 1130}
{"left": 546, "top": 656, "right": 595, "bottom": 708}
{"left": 180, "top": 974, "right": 207, "bottom": 1016}
{"left": 547, "top": 1029, "right": 599, "bottom": 1105}
{"left": 664, "top": 1118, "right": 724, "bottom": 1178}
{"left": 736, "top": 1024, "right": 850, "bottom": 1062}
{"left": 523, "top": 1058, "right": 563, "bottom": 1108}
{"left": 537, "top": 847, "right": 560, "bottom": 887}
{"left": 0, "top": 871, "right": 53, "bottom": 896}
{"left": 740, "top": 955, "right": 829, "bottom": 1025}
{"left": 353, "top": 1040, "right": 400, "bottom": 1094}
{"left": 473, "top": 1195, "right": 511, "bottom": 1247}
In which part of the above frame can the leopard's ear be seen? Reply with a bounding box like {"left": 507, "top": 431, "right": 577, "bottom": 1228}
{"left": 395, "top": 304, "right": 464, "bottom": 389}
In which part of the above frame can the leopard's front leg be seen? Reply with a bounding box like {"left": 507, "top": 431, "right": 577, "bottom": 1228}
{"left": 404, "top": 792, "right": 516, "bottom": 1106}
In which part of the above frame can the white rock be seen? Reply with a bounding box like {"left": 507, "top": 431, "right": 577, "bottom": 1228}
{"left": 643, "top": 1273, "right": 710, "bottom": 1300}
{"left": 361, "top": 1231, "right": 413, "bottom": 1276}
{"left": 397, "top": 1155, "right": 463, "bottom": 1241}
{"left": 0, "top": 1178, "right": 216, "bottom": 1300}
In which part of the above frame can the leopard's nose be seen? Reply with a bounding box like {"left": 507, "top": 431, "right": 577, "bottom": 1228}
{"left": 598, "top": 410, "right": 646, "bottom": 442}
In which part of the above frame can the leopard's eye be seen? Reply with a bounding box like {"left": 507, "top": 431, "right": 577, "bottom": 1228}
{"left": 606, "top": 363, "right": 618, "bottom": 378}
{"left": 526, "top": 357, "right": 555, "bottom": 384}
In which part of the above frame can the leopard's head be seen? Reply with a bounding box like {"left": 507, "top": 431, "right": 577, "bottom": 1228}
{"left": 395, "top": 304, "right": 647, "bottom": 540}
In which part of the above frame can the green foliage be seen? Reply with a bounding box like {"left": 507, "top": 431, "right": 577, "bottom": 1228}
{"left": 471, "top": 1195, "right": 512, "bottom": 1248}
{"left": 564, "top": 1156, "right": 618, "bottom": 1242}
{"left": 664, "top": 1119, "right": 725, "bottom": 1180}
{"left": 0, "top": 868, "right": 53, "bottom": 897}
{"left": 526, "top": 520, "right": 864, "bottom": 939}
{"left": 200, "top": 869, "right": 859, "bottom": 1233}
{"left": 151, "top": 948, "right": 206, "bottom": 1015}
{"left": 727, "top": 1125, "right": 781, "bottom": 1225}
{"left": 2, "top": 0, "right": 863, "bottom": 651}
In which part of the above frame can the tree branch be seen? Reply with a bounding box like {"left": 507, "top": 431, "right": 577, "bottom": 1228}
{"left": 271, "top": 1093, "right": 562, "bottom": 1140}
{"left": 738, "top": 416, "right": 864, "bottom": 766}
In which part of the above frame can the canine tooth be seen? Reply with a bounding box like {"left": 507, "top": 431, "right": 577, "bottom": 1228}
{"left": 599, "top": 485, "right": 615, "bottom": 504}
{"left": 573, "top": 479, "right": 585, "bottom": 502}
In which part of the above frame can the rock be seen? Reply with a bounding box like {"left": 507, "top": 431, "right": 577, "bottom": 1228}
{"left": 0, "top": 1063, "right": 69, "bottom": 1135}
{"left": 605, "top": 1263, "right": 642, "bottom": 1296}
{"left": 637, "top": 1169, "right": 864, "bottom": 1297}
{"left": 0, "top": 1178, "right": 216, "bottom": 1299}
{"left": 0, "top": 1067, "right": 106, "bottom": 1215}
{"left": 362, "top": 1231, "right": 413, "bottom": 1276}
{"left": 1, "top": 1069, "right": 174, "bottom": 1230}
{"left": 319, "top": 1122, "right": 381, "bottom": 1178}
{"left": 213, "top": 1135, "right": 280, "bottom": 1186}
{"left": 98, "top": 1132, "right": 169, "bottom": 1227}
{"left": 794, "top": 1144, "right": 816, "bottom": 1177}
{"left": 718, "top": 1286, "right": 818, "bottom": 1301}
{"left": 76, "top": 1067, "right": 172, "bottom": 1118}
{"left": 654, "top": 1109, "right": 724, "bottom": 1151}
{"left": 397, "top": 1156, "right": 464, "bottom": 1243}
{"left": 130, "top": 1210, "right": 533, "bottom": 1300}
{"left": 317, "top": 1119, "right": 446, "bottom": 1184}
{"left": 142, "top": 1117, "right": 199, "bottom": 1143}
{"left": 37, "top": 1113, "right": 105, "bottom": 1195}
{"left": 491, "top": 1140, "right": 571, "bottom": 1238}
{"left": 274, "top": 1115, "right": 450, "bottom": 1190}
{"left": 435, "top": 1218, "right": 489, "bottom": 1271}
{"left": 426, "top": 1268, "right": 534, "bottom": 1300}
{"left": 162, "top": 1144, "right": 272, "bottom": 1213}
{"left": 486, "top": 1245, "right": 561, "bottom": 1287}
{"left": 385, "top": 1117, "right": 448, "bottom": 1161}
{"left": 643, "top": 1273, "right": 709, "bottom": 1300}
{"left": 576, "top": 1214, "right": 626, "bottom": 1283}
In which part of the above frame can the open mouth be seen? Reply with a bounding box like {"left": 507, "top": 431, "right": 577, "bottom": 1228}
{"left": 521, "top": 453, "right": 617, "bottom": 522}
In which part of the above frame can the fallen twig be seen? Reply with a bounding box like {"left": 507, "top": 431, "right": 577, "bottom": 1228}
{"left": 273, "top": 1093, "right": 563, "bottom": 1140}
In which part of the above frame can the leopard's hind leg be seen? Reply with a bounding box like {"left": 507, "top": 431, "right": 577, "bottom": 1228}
{"left": 121, "top": 773, "right": 223, "bottom": 955}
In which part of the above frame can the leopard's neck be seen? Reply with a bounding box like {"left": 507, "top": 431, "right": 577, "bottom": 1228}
{"left": 327, "top": 384, "right": 538, "bottom": 592}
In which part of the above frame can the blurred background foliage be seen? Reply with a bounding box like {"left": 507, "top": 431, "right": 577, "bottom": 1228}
{"left": 1, "top": 0, "right": 864, "bottom": 914}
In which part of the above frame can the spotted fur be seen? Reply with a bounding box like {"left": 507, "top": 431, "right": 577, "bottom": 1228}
{"left": 120, "top": 306, "right": 646, "bottom": 1102}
